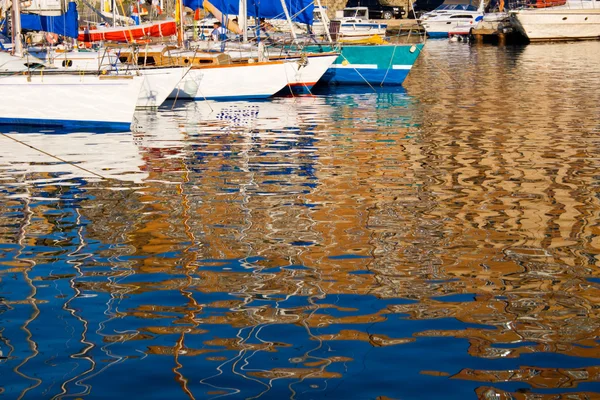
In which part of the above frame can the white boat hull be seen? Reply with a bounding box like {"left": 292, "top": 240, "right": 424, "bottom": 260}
{"left": 339, "top": 23, "right": 387, "bottom": 38}
{"left": 423, "top": 15, "right": 482, "bottom": 37}
{"left": 282, "top": 54, "right": 338, "bottom": 93}
{"left": 0, "top": 73, "right": 144, "bottom": 128}
{"left": 137, "top": 67, "right": 189, "bottom": 108}
{"left": 510, "top": 9, "right": 600, "bottom": 40}
{"left": 169, "top": 61, "right": 289, "bottom": 100}
{"left": 29, "top": 50, "right": 187, "bottom": 108}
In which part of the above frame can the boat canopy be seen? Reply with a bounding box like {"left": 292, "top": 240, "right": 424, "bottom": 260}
{"left": 183, "top": 0, "right": 314, "bottom": 25}
{"left": 20, "top": 1, "right": 78, "bottom": 38}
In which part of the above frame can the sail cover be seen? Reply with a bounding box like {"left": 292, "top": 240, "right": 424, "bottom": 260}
{"left": 21, "top": 1, "right": 78, "bottom": 38}
{"left": 184, "top": 0, "right": 314, "bottom": 25}
{"left": 78, "top": 20, "right": 177, "bottom": 42}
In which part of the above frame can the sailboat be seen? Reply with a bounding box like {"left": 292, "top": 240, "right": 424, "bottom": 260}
{"left": 198, "top": 0, "right": 422, "bottom": 87}
{"left": 117, "top": 47, "right": 293, "bottom": 100}
{"left": 303, "top": 7, "right": 424, "bottom": 86}
{"left": 191, "top": 0, "right": 337, "bottom": 94}
{"left": 0, "top": 0, "right": 143, "bottom": 128}
{"left": 19, "top": 2, "right": 188, "bottom": 109}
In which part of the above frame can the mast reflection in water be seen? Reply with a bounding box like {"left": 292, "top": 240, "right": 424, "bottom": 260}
{"left": 1, "top": 40, "right": 600, "bottom": 399}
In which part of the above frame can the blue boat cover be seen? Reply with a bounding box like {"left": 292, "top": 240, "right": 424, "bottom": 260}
{"left": 184, "top": 0, "right": 313, "bottom": 25}
{"left": 21, "top": 2, "right": 79, "bottom": 38}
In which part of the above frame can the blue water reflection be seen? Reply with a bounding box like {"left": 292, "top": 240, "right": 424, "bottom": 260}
{"left": 1, "top": 40, "right": 600, "bottom": 399}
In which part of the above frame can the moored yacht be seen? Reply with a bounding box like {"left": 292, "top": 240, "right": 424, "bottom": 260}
{"left": 0, "top": 52, "right": 144, "bottom": 128}
{"left": 421, "top": 1, "right": 484, "bottom": 37}
{"left": 510, "top": 0, "right": 600, "bottom": 41}
{"left": 28, "top": 47, "right": 190, "bottom": 109}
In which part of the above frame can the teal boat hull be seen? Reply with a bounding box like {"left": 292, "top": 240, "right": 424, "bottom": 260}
{"left": 304, "top": 43, "right": 423, "bottom": 86}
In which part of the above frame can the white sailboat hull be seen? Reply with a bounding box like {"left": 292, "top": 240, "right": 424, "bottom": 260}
{"left": 169, "top": 61, "right": 289, "bottom": 100}
{"left": 282, "top": 54, "right": 338, "bottom": 93}
{"left": 137, "top": 67, "right": 189, "bottom": 108}
{"left": 510, "top": 9, "right": 600, "bottom": 41}
{"left": 0, "top": 73, "right": 144, "bottom": 128}
{"left": 29, "top": 50, "right": 187, "bottom": 108}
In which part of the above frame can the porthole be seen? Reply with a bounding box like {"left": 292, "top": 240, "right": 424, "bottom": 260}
{"left": 62, "top": 60, "right": 73, "bottom": 67}
{"left": 562, "top": 16, "right": 567, "bottom": 20}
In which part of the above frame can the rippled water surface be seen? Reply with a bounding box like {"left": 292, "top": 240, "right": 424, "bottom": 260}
{"left": 1, "top": 40, "right": 600, "bottom": 399}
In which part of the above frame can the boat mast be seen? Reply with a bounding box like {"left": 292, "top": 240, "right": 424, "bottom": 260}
{"left": 112, "top": 0, "right": 116, "bottom": 25}
{"left": 239, "top": 0, "right": 248, "bottom": 42}
{"left": 314, "top": 0, "right": 332, "bottom": 44}
{"left": 278, "top": 0, "right": 297, "bottom": 40}
{"left": 12, "top": 0, "right": 24, "bottom": 57}
{"left": 176, "top": 0, "right": 184, "bottom": 46}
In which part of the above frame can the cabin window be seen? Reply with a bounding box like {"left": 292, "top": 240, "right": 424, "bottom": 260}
{"left": 451, "top": 14, "right": 473, "bottom": 18}
{"left": 198, "top": 59, "right": 214, "bottom": 64}
{"left": 357, "top": 9, "right": 367, "bottom": 17}
{"left": 137, "top": 56, "right": 155, "bottom": 65}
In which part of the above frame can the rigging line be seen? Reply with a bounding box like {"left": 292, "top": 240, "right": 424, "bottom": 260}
{"left": 416, "top": 45, "right": 459, "bottom": 84}
{"left": 0, "top": 132, "right": 108, "bottom": 180}
{"left": 338, "top": 52, "right": 376, "bottom": 92}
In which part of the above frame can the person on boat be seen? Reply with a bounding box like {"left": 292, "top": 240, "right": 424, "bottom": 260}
{"left": 211, "top": 22, "right": 228, "bottom": 41}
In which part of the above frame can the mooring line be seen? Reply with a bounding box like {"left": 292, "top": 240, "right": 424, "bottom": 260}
{"left": 0, "top": 132, "right": 108, "bottom": 180}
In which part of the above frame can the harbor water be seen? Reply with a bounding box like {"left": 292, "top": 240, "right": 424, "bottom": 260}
{"left": 1, "top": 40, "right": 600, "bottom": 399}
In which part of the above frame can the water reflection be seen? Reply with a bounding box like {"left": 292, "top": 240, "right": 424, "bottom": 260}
{"left": 0, "top": 41, "right": 600, "bottom": 399}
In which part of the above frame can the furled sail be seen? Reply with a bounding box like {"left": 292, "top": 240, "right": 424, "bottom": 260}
{"left": 20, "top": 1, "right": 78, "bottom": 38}
{"left": 183, "top": 0, "right": 314, "bottom": 25}
{"left": 78, "top": 20, "right": 177, "bottom": 42}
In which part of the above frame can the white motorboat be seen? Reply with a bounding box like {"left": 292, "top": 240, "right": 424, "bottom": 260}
{"left": 327, "top": 7, "right": 388, "bottom": 40}
{"left": 420, "top": 0, "right": 483, "bottom": 37}
{"left": 510, "top": 0, "right": 600, "bottom": 41}
{"left": 420, "top": 2, "right": 481, "bottom": 20}
{"left": 421, "top": 6, "right": 483, "bottom": 37}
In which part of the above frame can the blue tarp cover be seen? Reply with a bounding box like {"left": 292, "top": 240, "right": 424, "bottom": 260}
{"left": 184, "top": 0, "right": 314, "bottom": 25}
{"left": 21, "top": 2, "right": 79, "bottom": 38}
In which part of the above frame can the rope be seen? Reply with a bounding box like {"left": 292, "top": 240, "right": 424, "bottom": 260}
{"left": 338, "top": 51, "right": 376, "bottom": 92}
{"left": 380, "top": 43, "right": 397, "bottom": 86}
{"left": 416, "top": 45, "right": 459, "bottom": 84}
{"left": 0, "top": 132, "right": 108, "bottom": 180}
